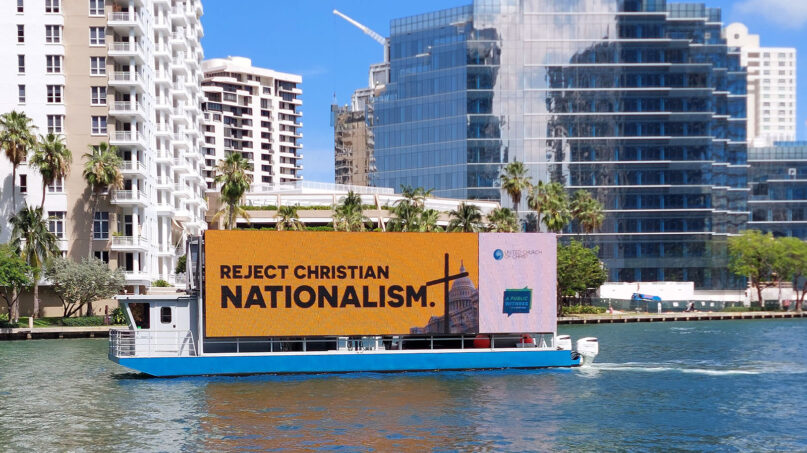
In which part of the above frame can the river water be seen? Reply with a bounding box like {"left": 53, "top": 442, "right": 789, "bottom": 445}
{"left": 1, "top": 319, "right": 805, "bottom": 452}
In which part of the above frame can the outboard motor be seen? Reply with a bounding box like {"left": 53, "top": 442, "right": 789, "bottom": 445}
{"left": 556, "top": 334, "right": 572, "bottom": 350}
{"left": 575, "top": 337, "right": 599, "bottom": 365}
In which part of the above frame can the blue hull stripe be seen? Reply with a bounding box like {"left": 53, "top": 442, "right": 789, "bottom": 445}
{"left": 112, "top": 350, "right": 580, "bottom": 377}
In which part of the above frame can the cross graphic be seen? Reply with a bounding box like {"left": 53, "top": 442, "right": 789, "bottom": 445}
{"left": 424, "top": 253, "right": 469, "bottom": 334}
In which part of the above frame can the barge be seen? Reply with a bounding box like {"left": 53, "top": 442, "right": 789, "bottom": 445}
{"left": 108, "top": 231, "right": 598, "bottom": 377}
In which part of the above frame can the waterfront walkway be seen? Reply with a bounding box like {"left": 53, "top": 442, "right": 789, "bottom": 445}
{"left": 559, "top": 311, "right": 806, "bottom": 324}
{"left": 0, "top": 326, "right": 112, "bottom": 340}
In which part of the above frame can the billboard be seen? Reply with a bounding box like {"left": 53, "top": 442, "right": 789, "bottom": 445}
{"left": 203, "top": 231, "right": 556, "bottom": 338}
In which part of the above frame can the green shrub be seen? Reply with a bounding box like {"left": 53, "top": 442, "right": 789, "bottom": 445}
{"left": 561, "top": 305, "right": 607, "bottom": 316}
{"left": 175, "top": 255, "right": 186, "bottom": 274}
{"left": 723, "top": 305, "right": 769, "bottom": 312}
{"left": 61, "top": 316, "right": 104, "bottom": 327}
{"left": 0, "top": 313, "right": 19, "bottom": 328}
{"left": 305, "top": 225, "right": 335, "bottom": 231}
{"left": 111, "top": 307, "right": 127, "bottom": 325}
{"left": 152, "top": 279, "right": 171, "bottom": 287}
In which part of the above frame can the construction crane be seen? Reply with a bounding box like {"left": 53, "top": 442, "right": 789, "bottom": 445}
{"left": 333, "top": 9, "right": 386, "bottom": 47}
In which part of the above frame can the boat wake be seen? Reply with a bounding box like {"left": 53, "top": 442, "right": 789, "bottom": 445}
{"left": 578, "top": 361, "right": 807, "bottom": 377}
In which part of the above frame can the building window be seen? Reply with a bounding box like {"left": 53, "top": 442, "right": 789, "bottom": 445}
{"left": 89, "top": 27, "right": 105, "bottom": 46}
{"left": 17, "top": 55, "right": 25, "bottom": 73}
{"left": 90, "top": 56, "right": 105, "bottom": 75}
{"left": 93, "top": 211, "right": 109, "bottom": 239}
{"left": 45, "top": 0, "right": 60, "bottom": 13}
{"left": 48, "top": 211, "right": 65, "bottom": 239}
{"left": 48, "top": 176, "right": 63, "bottom": 193}
{"left": 45, "top": 25, "right": 61, "bottom": 43}
{"left": 46, "top": 85, "right": 63, "bottom": 103}
{"left": 18, "top": 85, "right": 25, "bottom": 103}
{"left": 46, "top": 55, "right": 63, "bottom": 73}
{"left": 91, "top": 116, "right": 107, "bottom": 135}
{"left": 47, "top": 115, "right": 63, "bottom": 133}
{"left": 20, "top": 174, "right": 27, "bottom": 193}
{"left": 17, "top": 0, "right": 24, "bottom": 13}
{"left": 17, "top": 25, "right": 24, "bottom": 43}
{"left": 88, "top": 0, "right": 104, "bottom": 16}
{"left": 93, "top": 251, "right": 109, "bottom": 263}
{"left": 91, "top": 86, "right": 107, "bottom": 105}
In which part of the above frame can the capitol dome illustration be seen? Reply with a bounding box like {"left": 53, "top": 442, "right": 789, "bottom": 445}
{"left": 411, "top": 261, "right": 479, "bottom": 334}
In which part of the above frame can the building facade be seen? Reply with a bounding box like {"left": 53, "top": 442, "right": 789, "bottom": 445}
{"left": 748, "top": 142, "right": 807, "bottom": 238}
{"left": 371, "top": 0, "right": 749, "bottom": 289}
{"left": 201, "top": 57, "right": 302, "bottom": 191}
{"left": 0, "top": 0, "right": 208, "bottom": 294}
{"left": 333, "top": 103, "right": 374, "bottom": 186}
{"left": 724, "top": 23, "right": 797, "bottom": 147}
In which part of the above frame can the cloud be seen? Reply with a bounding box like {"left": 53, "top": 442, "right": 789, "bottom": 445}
{"left": 736, "top": 0, "right": 807, "bottom": 29}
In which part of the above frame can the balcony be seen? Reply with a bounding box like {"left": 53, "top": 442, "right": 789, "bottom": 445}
{"left": 154, "top": 151, "right": 173, "bottom": 163}
{"left": 155, "top": 71, "right": 171, "bottom": 85}
{"left": 174, "top": 209, "right": 192, "bottom": 222}
{"left": 120, "top": 270, "right": 152, "bottom": 285}
{"left": 170, "top": 6, "right": 189, "bottom": 24}
{"left": 109, "top": 101, "right": 146, "bottom": 119}
{"left": 172, "top": 134, "right": 189, "bottom": 148}
{"left": 173, "top": 158, "right": 190, "bottom": 173}
{"left": 108, "top": 12, "right": 145, "bottom": 33}
{"left": 109, "top": 71, "right": 145, "bottom": 90}
{"left": 108, "top": 41, "right": 145, "bottom": 63}
{"left": 120, "top": 160, "right": 148, "bottom": 176}
{"left": 110, "top": 131, "right": 147, "bottom": 148}
{"left": 154, "top": 203, "right": 174, "bottom": 216}
{"left": 111, "top": 190, "right": 149, "bottom": 206}
{"left": 174, "top": 183, "right": 192, "bottom": 198}
{"left": 154, "top": 176, "right": 172, "bottom": 189}
{"left": 111, "top": 235, "right": 150, "bottom": 251}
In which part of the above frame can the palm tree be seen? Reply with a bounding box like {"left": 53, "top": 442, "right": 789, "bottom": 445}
{"left": 388, "top": 199, "right": 421, "bottom": 232}
{"left": 486, "top": 207, "right": 520, "bottom": 232}
{"left": 276, "top": 205, "right": 303, "bottom": 231}
{"left": 83, "top": 142, "right": 123, "bottom": 256}
{"left": 10, "top": 206, "right": 59, "bottom": 318}
{"left": 400, "top": 185, "right": 433, "bottom": 209}
{"left": 0, "top": 111, "right": 38, "bottom": 209}
{"left": 213, "top": 152, "right": 253, "bottom": 230}
{"left": 418, "top": 209, "right": 443, "bottom": 232}
{"left": 541, "top": 182, "right": 571, "bottom": 233}
{"left": 499, "top": 161, "right": 532, "bottom": 213}
{"left": 571, "top": 190, "right": 605, "bottom": 236}
{"left": 448, "top": 203, "right": 483, "bottom": 233}
{"left": 31, "top": 133, "right": 72, "bottom": 209}
{"left": 333, "top": 191, "right": 368, "bottom": 232}
{"left": 528, "top": 181, "right": 571, "bottom": 233}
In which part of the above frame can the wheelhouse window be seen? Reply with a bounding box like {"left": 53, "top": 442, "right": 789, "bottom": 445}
{"left": 160, "top": 307, "right": 172, "bottom": 324}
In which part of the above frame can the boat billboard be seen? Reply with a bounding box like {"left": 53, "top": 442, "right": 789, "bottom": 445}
{"left": 203, "top": 231, "right": 556, "bottom": 337}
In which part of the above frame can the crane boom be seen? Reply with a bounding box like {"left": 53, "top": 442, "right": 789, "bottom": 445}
{"left": 333, "top": 9, "right": 386, "bottom": 46}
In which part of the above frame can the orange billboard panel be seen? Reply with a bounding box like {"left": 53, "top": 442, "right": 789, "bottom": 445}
{"left": 204, "top": 230, "right": 479, "bottom": 337}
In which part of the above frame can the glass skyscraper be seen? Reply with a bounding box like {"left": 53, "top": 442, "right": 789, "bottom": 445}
{"left": 749, "top": 142, "right": 807, "bottom": 238}
{"left": 373, "top": 0, "right": 749, "bottom": 289}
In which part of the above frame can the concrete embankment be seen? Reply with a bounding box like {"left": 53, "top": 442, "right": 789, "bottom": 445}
{"left": 559, "top": 311, "right": 806, "bottom": 324}
{"left": 0, "top": 326, "right": 112, "bottom": 340}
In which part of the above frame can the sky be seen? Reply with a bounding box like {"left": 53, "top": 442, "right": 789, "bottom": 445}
{"left": 200, "top": 0, "right": 807, "bottom": 183}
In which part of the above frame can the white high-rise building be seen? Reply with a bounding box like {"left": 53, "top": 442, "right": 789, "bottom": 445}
{"left": 201, "top": 57, "right": 303, "bottom": 191}
{"left": 725, "top": 23, "right": 797, "bottom": 146}
{"left": 0, "top": 0, "right": 207, "bottom": 300}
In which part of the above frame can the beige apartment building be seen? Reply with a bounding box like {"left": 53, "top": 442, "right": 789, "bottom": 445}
{"left": 0, "top": 0, "right": 207, "bottom": 313}
{"left": 724, "top": 23, "right": 797, "bottom": 147}
{"left": 201, "top": 57, "right": 303, "bottom": 192}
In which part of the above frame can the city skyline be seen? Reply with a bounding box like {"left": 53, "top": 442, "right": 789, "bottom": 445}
{"left": 201, "top": 0, "right": 807, "bottom": 183}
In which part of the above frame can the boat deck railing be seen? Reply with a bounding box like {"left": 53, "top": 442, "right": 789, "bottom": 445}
{"left": 109, "top": 329, "right": 197, "bottom": 358}
{"left": 202, "top": 333, "right": 558, "bottom": 355}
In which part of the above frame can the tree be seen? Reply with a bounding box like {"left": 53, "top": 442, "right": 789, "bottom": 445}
{"left": 175, "top": 255, "right": 187, "bottom": 275}
{"left": 571, "top": 190, "right": 605, "bottom": 236}
{"left": 276, "top": 205, "right": 304, "bottom": 231}
{"left": 541, "top": 182, "right": 572, "bottom": 233}
{"left": 31, "top": 133, "right": 72, "bottom": 209}
{"left": 388, "top": 199, "right": 421, "bottom": 232}
{"left": 213, "top": 152, "right": 253, "bottom": 229}
{"left": 499, "top": 160, "right": 532, "bottom": 213}
{"left": 399, "top": 185, "right": 433, "bottom": 209}
{"left": 728, "top": 230, "right": 778, "bottom": 308}
{"left": 486, "top": 207, "right": 520, "bottom": 232}
{"left": 333, "top": 191, "right": 368, "bottom": 232}
{"left": 448, "top": 203, "right": 483, "bottom": 233}
{"left": 774, "top": 236, "right": 807, "bottom": 312}
{"left": 45, "top": 257, "right": 124, "bottom": 317}
{"left": 418, "top": 209, "right": 443, "bottom": 232}
{"left": 0, "top": 111, "right": 38, "bottom": 209}
{"left": 0, "top": 244, "right": 33, "bottom": 324}
{"left": 83, "top": 142, "right": 123, "bottom": 256}
{"left": 557, "top": 240, "right": 607, "bottom": 309}
{"left": 10, "top": 206, "right": 60, "bottom": 318}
